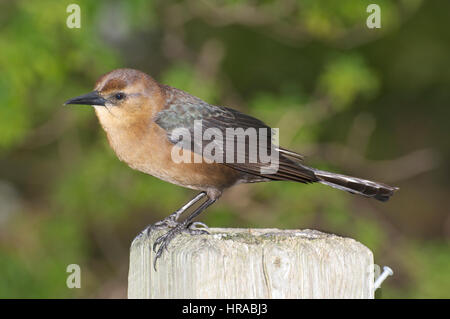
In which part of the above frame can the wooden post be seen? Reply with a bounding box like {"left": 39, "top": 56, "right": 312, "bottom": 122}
{"left": 128, "top": 228, "right": 374, "bottom": 298}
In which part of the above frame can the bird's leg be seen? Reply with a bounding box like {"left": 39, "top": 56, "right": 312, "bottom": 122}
{"left": 144, "top": 192, "right": 206, "bottom": 236}
{"left": 152, "top": 197, "right": 217, "bottom": 270}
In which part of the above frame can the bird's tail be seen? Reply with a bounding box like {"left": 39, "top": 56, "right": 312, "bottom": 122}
{"left": 313, "top": 169, "right": 399, "bottom": 202}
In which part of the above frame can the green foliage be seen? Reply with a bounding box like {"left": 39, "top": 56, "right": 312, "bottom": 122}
{"left": 0, "top": 0, "right": 118, "bottom": 150}
{"left": 383, "top": 241, "right": 450, "bottom": 298}
{"left": 319, "top": 55, "right": 379, "bottom": 109}
{"left": 161, "top": 63, "right": 220, "bottom": 104}
{"left": 300, "top": 0, "right": 399, "bottom": 39}
{"left": 0, "top": 0, "right": 447, "bottom": 298}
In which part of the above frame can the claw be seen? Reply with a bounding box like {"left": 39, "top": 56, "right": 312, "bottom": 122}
{"left": 185, "top": 221, "right": 209, "bottom": 235}
{"left": 190, "top": 221, "right": 209, "bottom": 230}
{"left": 152, "top": 233, "right": 167, "bottom": 252}
{"left": 152, "top": 226, "right": 183, "bottom": 270}
{"left": 151, "top": 221, "right": 209, "bottom": 270}
{"left": 145, "top": 225, "right": 155, "bottom": 237}
{"left": 144, "top": 216, "right": 181, "bottom": 238}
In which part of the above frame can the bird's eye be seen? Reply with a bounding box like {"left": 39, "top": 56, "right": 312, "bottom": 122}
{"left": 114, "top": 92, "right": 125, "bottom": 100}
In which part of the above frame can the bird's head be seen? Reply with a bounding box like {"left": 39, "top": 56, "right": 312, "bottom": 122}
{"left": 65, "top": 68, "right": 163, "bottom": 127}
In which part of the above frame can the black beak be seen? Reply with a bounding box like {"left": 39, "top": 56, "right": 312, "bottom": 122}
{"left": 64, "top": 91, "right": 107, "bottom": 106}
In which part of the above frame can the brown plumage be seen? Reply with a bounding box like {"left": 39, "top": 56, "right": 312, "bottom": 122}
{"left": 65, "top": 68, "right": 399, "bottom": 268}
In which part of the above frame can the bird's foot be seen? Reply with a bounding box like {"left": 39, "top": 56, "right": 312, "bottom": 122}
{"left": 152, "top": 221, "right": 209, "bottom": 270}
{"left": 152, "top": 224, "right": 184, "bottom": 270}
{"left": 142, "top": 215, "right": 180, "bottom": 238}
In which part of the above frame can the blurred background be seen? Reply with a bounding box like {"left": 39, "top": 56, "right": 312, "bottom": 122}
{"left": 0, "top": 0, "right": 449, "bottom": 298}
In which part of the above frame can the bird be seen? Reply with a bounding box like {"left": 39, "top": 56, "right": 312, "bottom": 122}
{"left": 65, "top": 68, "right": 399, "bottom": 269}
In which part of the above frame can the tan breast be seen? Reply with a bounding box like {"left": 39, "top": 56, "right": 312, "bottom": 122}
{"left": 95, "top": 107, "right": 241, "bottom": 191}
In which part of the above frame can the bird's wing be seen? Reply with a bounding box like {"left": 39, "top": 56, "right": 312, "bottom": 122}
{"left": 154, "top": 85, "right": 316, "bottom": 183}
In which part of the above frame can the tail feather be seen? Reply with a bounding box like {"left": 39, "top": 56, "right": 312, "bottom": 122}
{"left": 313, "top": 169, "right": 399, "bottom": 202}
